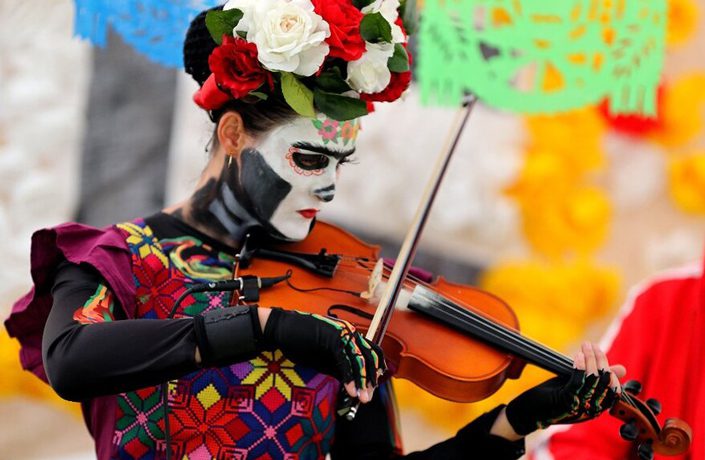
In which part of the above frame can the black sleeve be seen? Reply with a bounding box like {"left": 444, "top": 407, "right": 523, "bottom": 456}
{"left": 331, "top": 393, "right": 525, "bottom": 460}
{"left": 42, "top": 262, "right": 201, "bottom": 401}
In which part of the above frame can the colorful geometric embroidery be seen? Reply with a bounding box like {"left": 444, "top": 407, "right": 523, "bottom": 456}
{"left": 161, "top": 236, "right": 236, "bottom": 282}
{"left": 242, "top": 351, "right": 305, "bottom": 400}
{"left": 111, "top": 219, "right": 340, "bottom": 460}
{"left": 73, "top": 284, "right": 116, "bottom": 324}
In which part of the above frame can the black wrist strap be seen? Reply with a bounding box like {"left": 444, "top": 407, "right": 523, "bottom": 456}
{"left": 194, "top": 305, "right": 261, "bottom": 367}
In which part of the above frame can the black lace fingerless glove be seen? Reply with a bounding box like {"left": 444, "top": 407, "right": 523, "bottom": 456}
{"left": 506, "top": 368, "right": 618, "bottom": 435}
{"left": 262, "top": 308, "right": 385, "bottom": 390}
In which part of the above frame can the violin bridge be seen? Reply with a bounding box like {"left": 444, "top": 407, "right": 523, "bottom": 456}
{"left": 361, "top": 259, "right": 384, "bottom": 300}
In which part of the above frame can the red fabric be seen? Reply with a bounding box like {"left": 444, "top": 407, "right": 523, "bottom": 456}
{"left": 531, "top": 261, "right": 705, "bottom": 460}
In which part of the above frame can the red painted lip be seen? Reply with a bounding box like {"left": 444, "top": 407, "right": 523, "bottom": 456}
{"left": 297, "top": 209, "right": 319, "bottom": 219}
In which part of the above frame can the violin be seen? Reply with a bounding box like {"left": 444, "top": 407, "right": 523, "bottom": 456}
{"left": 233, "top": 220, "right": 691, "bottom": 457}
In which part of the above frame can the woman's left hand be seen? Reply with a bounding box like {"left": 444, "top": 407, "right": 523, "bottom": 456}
{"left": 499, "top": 342, "right": 626, "bottom": 437}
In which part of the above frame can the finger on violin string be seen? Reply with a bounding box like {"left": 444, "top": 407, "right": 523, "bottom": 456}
{"left": 609, "top": 364, "right": 626, "bottom": 393}
{"left": 594, "top": 344, "right": 610, "bottom": 373}
{"left": 582, "top": 342, "right": 599, "bottom": 376}
{"left": 573, "top": 350, "right": 586, "bottom": 371}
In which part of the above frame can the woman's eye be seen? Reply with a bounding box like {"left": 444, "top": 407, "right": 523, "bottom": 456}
{"left": 292, "top": 152, "right": 329, "bottom": 170}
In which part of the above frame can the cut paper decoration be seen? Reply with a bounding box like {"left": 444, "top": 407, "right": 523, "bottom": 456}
{"left": 418, "top": 0, "right": 667, "bottom": 116}
{"left": 74, "top": 0, "right": 220, "bottom": 68}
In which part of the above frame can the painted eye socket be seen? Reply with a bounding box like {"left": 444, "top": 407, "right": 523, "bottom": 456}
{"left": 292, "top": 152, "right": 330, "bottom": 171}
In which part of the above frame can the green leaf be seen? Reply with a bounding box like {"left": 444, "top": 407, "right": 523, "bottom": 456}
{"left": 281, "top": 72, "right": 316, "bottom": 118}
{"left": 316, "top": 67, "right": 351, "bottom": 93}
{"left": 313, "top": 90, "right": 369, "bottom": 121}
{"left": 205, "top": 9, "right": 243, "bottom": 45}
{"left": 388, "top": 43, "right": 410, "bottom": 72}
{"left": 353, "top": 0, "right": 375, "bottom": 9}
{"left": 360, "top": 12, "right": 393, "bottom": 43}
{"left": 249, "top": 91, "right": 269, "bottom": 101}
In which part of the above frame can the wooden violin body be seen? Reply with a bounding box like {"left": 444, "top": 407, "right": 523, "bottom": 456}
{"left": 239, "top": 221, "right": 525, "bottom": 403}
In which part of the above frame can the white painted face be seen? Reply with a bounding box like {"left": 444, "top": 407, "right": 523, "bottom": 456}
{"left": 248, "top": 114, "right": 360, "bottom": 240}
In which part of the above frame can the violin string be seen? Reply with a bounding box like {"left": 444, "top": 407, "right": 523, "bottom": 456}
{"left": 438, "top": 296, "right": 574, "bottom": 371}
{"left": 378, "top": 265, "right": 608, "bottom": 375}
{"left": 382, "top": 265, "right": 575, "bottom": 370}
{"left": 358, "top": 262, "right": 566, "bottom": 369}
{"left": 418, "top": 289, "right": 573, "bottom": 372}
{"left": 430, "top": 295, "right": 641, "bottom": 410}
{"left": 426, "top": 288, "right": 638, "bottom": 408}
{"left": 352, "top": 260, "right": 639, "bottom": 409}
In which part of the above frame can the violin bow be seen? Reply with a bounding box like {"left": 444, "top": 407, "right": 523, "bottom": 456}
{"left": 337, "top": 93, "right": 479, "bottom": 419}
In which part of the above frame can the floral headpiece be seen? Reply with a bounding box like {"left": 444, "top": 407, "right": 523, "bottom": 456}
{"left": 193, "top": 0, "right": 413, "bottom": 121}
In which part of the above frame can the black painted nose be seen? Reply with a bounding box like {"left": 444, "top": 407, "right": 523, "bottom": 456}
{"left": 314, "top": 184, "right": 335, "bottom": 202}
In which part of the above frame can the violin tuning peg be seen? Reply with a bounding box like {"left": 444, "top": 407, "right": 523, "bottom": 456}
{"left": 637, "top": 442, "right": 654, "bottom": 460}
{"left": 620, "top": 421, "right": 639, "bottom": 441}
{"left": 623, "top": 380, "right": 643, "bottom": 395}
{"left": 646, "top": 398, "right": 662, "bottom": 415}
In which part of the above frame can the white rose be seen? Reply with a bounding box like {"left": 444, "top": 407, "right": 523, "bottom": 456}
{"left": 244, "top": 0, "right": 330, "bottom": 76}
{"left": 362, "top": 0, "right": 405, "bottom": 44}
{"left": 346, "top": 42, "right": 394, "bottom": 94}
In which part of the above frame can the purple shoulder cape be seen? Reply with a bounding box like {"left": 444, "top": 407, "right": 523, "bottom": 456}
{"left": 4, "top": 222, "right": 136, "bottom": 383}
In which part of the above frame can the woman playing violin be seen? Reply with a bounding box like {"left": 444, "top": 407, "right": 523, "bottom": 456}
{"left": 5, "top": 2, "right": 624, "bottom": 459}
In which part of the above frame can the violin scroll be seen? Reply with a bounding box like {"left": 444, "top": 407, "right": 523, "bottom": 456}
{"left": 610, "top": 380, "right": 692, "bottom": 456}
{"left": 658, "top": 418, "right": 693, "bottom": 456}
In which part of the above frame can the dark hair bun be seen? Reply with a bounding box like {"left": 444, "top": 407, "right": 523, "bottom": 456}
{"left": 183, "top": 7, "right": 222, "bottom": 87}
{"left": 182, "top": 6, "right": 298, "bottom": 134}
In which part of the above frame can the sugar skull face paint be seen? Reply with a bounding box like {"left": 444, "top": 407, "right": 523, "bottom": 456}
{"left": 217, "top": 114, "right": 360, "bottom": 241}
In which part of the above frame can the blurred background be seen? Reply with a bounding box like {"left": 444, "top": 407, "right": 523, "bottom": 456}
{"left": 1, "top": 0, "right": 704, "bottom": 458}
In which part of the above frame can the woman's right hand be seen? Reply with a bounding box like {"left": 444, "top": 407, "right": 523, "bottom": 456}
{"left": 260, "top": 307, "right": 385, "bottom": 403}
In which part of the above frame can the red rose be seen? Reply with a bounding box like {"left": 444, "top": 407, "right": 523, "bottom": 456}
{"left": 312, "top": 0, "right": 365, "bottom": 61}
{"left": 361, "top": 70, "right": 411, "bottom": 103}
{"left": 208, "top": 35, "right": 270, "bottom": 99}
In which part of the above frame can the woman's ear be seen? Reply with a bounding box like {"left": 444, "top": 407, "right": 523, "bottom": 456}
{"left": 217, "top": 111, "right": 247, "bottom": 158}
